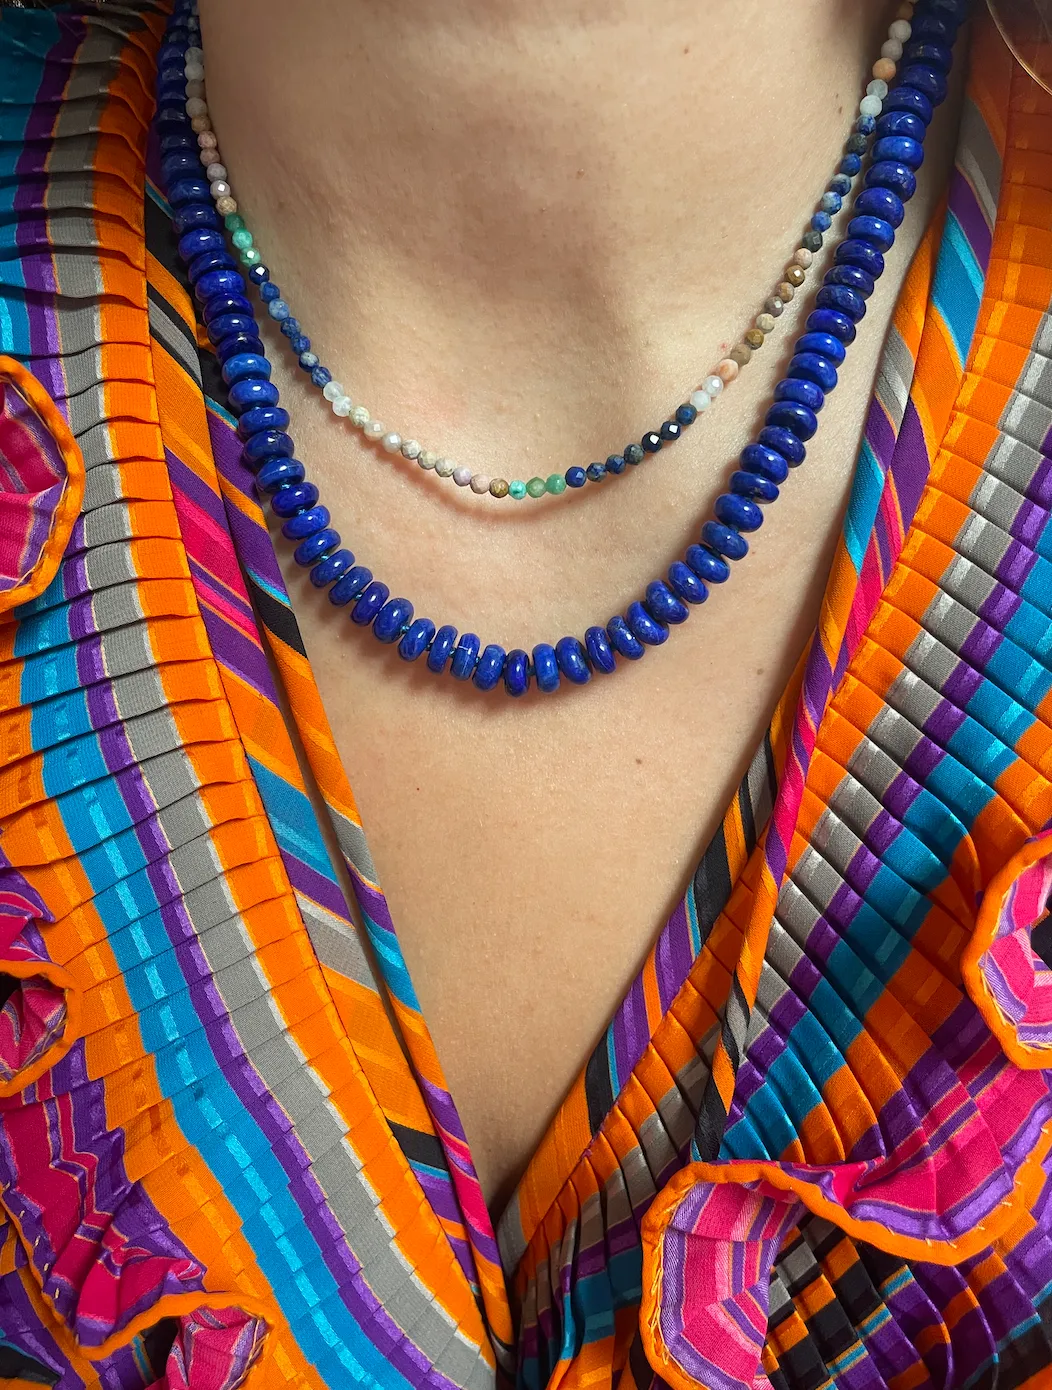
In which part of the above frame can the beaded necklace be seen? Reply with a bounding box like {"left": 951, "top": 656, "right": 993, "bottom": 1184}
{"left": 157, "top": 0, "right": 965, "bottom": 697}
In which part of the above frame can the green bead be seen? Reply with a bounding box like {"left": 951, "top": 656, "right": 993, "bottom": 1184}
{"left": 509, "top": 480, "right": 527, "bottom": 500}
{"left": 239, "top": 247, "right": 263, "bottom": 266}
{"left": 526, "top": 477, "right": 546, "bottom": 498}
{"left": 231, "top": 228, "right": 254, "bottom": 250}
{"left": 224, "top": 213, "right": 245, "bottom": 231}
{"left": 545, "top": 473, "right": 566, "bottom": 495}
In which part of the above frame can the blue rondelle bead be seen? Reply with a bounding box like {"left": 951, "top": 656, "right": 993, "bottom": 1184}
{"left": 831, "top": 174, "right": 852, "bottom": 197}
{"left": 714, "top": 493, "right": 764, "bottom": 533}
{"left": 451, "top": 634, "right": 481, "bottom": 681}
{"left": 299, "top": 352, "right": 319, "bottom": 371}
{"left": 796, "top": 331, "right": 847, "bottom": 366}
{"left": 238, "top": 405, "right": 290, "bottom": 439}
{"left": 473, "top": 643, "right": 507, "bottom": 691}
{"left": 216, "top": 333, "right": 265, "bottom": 364}
{"left": 873, "top": 135, "right": 925, "bottom": 171}
{"left": 774, "top": 379, "right": 824, "bottom": 414}
{"left": 816, "top": 284, "right": 867, "bottom": 323}
{"left": 847, "top": 215, "right": 895, "bottom": 253}
{"left": 310, "top": 548, "right": 355, "bottom": 589}
{"left": 805, "top": 310, "right": 856, "bottom": 346}
{"left": 607, "top": 615, "right": 645, "bottom": 661}
{"left": 202, "top": 293, "right": 252, "bottom": 324}
{"left": 227, "top": 378, "right": 279, "bottom": 414}
{"left": 247, "top": 263, "right": 270, "bottom": 286}
{"left": 169, "top": 179, "right": 212, "bottom": 209}
{"left": 351, "top": 581, "right": 390, "bottom": 627}
{"left": 644, "top": 580, "right": 688, "bottom": 626}
{"left": 685, "top": 544, "right": 731, "bottom": 584}
{"left": 586, "top": 462, "right": 607, "bottom": 482}
{"left": 293, "top": 527, "right": 340, "bottom": 567}
{"left": 194, "top": 268, "right": 245, "bottom": 303}
{"left": 267, "top": 299, "right": 291, "bottom": 321}
{"left": 270, "top": 481, "right": 318, "bottom": 517}
{"left": 242, "top": 430, "right": 294, "bottom": 469}
{"left": 788, "top": 352, "right": 838, "bottom": 393}
{"left": 896, "top": 66, "right": 947, "bottom": 104}
{"left": 626, "top": 601, "right": 669, "bottom": 646}
{"left": 565, "top": 466, "right": 587, "bottom": 488}
{"left": 821, "top": 191, "right": 842, "bottom": 215}
{"left": 161, "top": 151, "right": 199, "bottom": 180}
{"left": 854, "top": 114, "right": 876, "bottom": 136}
{"left": 811, "top": 211, "right": 832, "bottom": 233}
{"left": 740, "top": 444, "right": 790, "bottom": 484}
{"left": 875, "top": 110, "right": 926, "bottom": 143}
{"left": 765, "top": 401, "right": 819, "bottom": 441}
{"left": 641, "top": 432, "right": 662, "bottom": 453}
{"left": 555, "top": 635, "right": 591, "bottom": 683}
{"left": 532, "top": 642, "right": 561, "bottom": 691}
{"left": 173, "top": 204, "right": 221, "bottom": 236}
{"left": 311, "top": 365, "right": 332, "bottom": 389}
{"left": 605, "top": 454, "right": 627, "bottom": 475}
{"left": 835, "top": 238, "right": 886, "bottom": 279}
{"left": 758, "top": 425, "right": 806, "bottom": 466}
{"left": 911, "top": 13, "right": 958, "bottom": 43}
{"left": 839, "top": 153, "right": 862, "bottom": 177}
{"left": 210, "top": 313, "right": 257, "bottom": 346}
{"left": 731, "top": 470, "right": 780, "bottom": 503}
{"left": 221, "top": 353, "right": 271, "bottom": 386}
{"left": 667, "top": 561, "right": 708, "bottom": 605}
{"left": 825, "top": 264, "right": 876, "bottom": 298}
{"left": 659, "top": 420, "right": 681, "bottom": 442}
{"left": 399, "top": 618, "right": 436, "bottom": 663}
{"left": 584, "top": 627, "right": 617, "bottom": 675}
{"left": 178, "top": 228, "right": 224, "bottom": 262}
{"left": 159, "top": 122, "right": 195, "bottom": 145}
{"left": 675, "top": 403, "right": 697, "bottom": 426}
{"left": 259, "top": 281, "right": 281, "bottom": 302}
{"left": 701, "top": 521, "right": 750, "bottom": 561}
{"left": 427, "top": 625, "right": 458, "bottom": 674}
{"left": 864, "top": 161, "right": 917, "bottom": 202}
{"left": 503, "top": 649, "right": 530, "bottom": 697}
{"left": 281, "top": 505, "right": 329, "bottom": 541}
{"left": 256, "top": 457, "right": 305, "bottom": 493}
{"left": 373, "top": 597, "right": 413, "bottom": 643}
{"left": 881, "top": 86, "right": 934, "bottom": 125}
{"left": 329, "top": 566, "right": 372, "bottom": 606}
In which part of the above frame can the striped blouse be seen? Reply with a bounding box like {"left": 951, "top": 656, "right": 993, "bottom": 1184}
{"left": 1, "top": 4, "right": 1051, "bottom": 1389}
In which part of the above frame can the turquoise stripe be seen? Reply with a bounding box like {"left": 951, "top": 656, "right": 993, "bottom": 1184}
{"left": 360, "top": 910, "right": 422, "bottom": 1009}
{"left": 248, "top": 756, "right": 339, "bottom": 883}
{"left": 931, "top": 211, "right": 984, "bottom": 363}
{"left": 844, "top": 437, "right": 886, "bottom": 573}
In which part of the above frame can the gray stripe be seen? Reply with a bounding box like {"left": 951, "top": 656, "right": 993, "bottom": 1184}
{"left": 874, "top": 324, "right": 915, "bottom": 431}
{"left": 955, "top": 94, "right": 1003, "bottom": 228}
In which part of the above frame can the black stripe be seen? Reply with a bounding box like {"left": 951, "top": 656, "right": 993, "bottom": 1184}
{"left": 584, "top": 1036, "right": 616, "bottom": 1137}
{"left": 692, "top": 831, "right": 732, "bottom": 938}
{"left": 763, "top": 728, "right": 778, "bottom": 806}
{"left": 198, "top": 342, "right": 229, "bottom": 406}
{"left": 387, "top": 1121, "right": 450, "bottom": 1175}
{"left": 692, "top": 1083, "right": 727, "bottom": 1162}
{"left": 147, "top": 278, "right": 197, "bottom": 351}
{"left": 247, "top": 576, "right": 307, "bottom": 658}
{"left": 626, "top": 1330, "right": 658, "bottom": 1390}
{"left": 738, "top": 769, "right": 757, "bottom": 854}
{"left": 145, "top": 182, "right": 184, "bottom": 282}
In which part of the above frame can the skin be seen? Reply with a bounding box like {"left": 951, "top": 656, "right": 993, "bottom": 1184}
{"left": 198, "top": 0, "right": 966, "bottom": 1212}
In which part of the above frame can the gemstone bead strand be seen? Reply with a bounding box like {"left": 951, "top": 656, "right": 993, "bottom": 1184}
{"left": 157, "top": 0, "right": 961, "bottom": 696}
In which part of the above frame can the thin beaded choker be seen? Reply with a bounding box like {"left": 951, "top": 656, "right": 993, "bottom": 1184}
{"left": 156, "top": 0, "right": 964, "bottom": 697}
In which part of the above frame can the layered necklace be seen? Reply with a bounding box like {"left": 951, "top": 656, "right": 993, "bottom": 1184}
{"left": 155, "top": 0, "right": 965, "bottom": 696}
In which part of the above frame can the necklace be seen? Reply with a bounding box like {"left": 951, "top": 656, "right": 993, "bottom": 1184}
{"left": 156, "top": 0, "right": 963, "bottom": 696}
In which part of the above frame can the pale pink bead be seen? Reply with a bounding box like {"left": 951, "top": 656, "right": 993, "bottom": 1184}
{"left": 199, "top": 147, "right": 219, "bottom": 167}
{"left": 452, "top": 466, "right": 473, "bottom": 487}
{"left": 717, "top": 358, "right": 739, "bottom": 383}
{"left": 793, "top": 247, "right": 813, "bottom": 269}
{"left": 469, "top": 475, "right": 491, "bottom": 494}
{"left": 215, "top": 195, "right": 237, "bottom": 216}
{"left": 198, "top": 130, "right": 218, "bottom": 149}
{"left": 205, "top": 162, "right": 227, "bottom": 181}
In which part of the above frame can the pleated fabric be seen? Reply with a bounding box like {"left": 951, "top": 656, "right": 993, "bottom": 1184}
{"left": 0, "top": 3, "right": 1051, "bottom": 1390}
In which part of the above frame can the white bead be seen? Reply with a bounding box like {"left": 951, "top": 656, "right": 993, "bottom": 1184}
{"left": 185, "top": 46, "right": 204, "bottom": 63}
{"left": 205, "top": 162, "right": 227, "bottom": 181}
{"left": 889, "top": 18, "right": 911, "bottom": 41}
{"left": 859, "top": 94, "right": 883, "bottom": 118}
{"left": 690, "top": 389, "right": 712, "bottom": 412}
{"left": 881, "top": 37, "right": 903, "bottom": 60}
{"left": 867, "top": 78, "right": 889, "bottom": 99}
{"left": 470, "top": 475, "right": 491, "bottom": 494}
{"left": 703, "top": 375, "right": 724, "bottom": 397}
{"left": 351, "top": 405, "right": 370, "bottom": 428}
{"left": 199, "top": 148, "right": 219, "bottom": 167}
{"left": 418, "top": 451, "right": 438, "bottom": 469}
{"left": 381, "top": 432, "right": 402, "bottom": 453}
{"left": 434, "top": 457, "right": 455, "bottom": 477}
{"left": 185, "top": 97, "right": 208, "bottom": 118}
{"left": 184, "top": 60, "right": 205, "bottom": 81}
{"left": 210, "top": 180, "right": 231, "bottom": 199}
{"left": 401, "top": 439, "right": 422, "bottom": 460}
{"left": 332, "top": 396, "right": 353, "bottom": 417}
{"left": 322, "top": 380, "right": 343, "bottom": 401}
{"left": 185, "top": 80, "right": 205, "bottom": 100}
{"left": 364, "top": 419, "right": 385, "bottom": 440}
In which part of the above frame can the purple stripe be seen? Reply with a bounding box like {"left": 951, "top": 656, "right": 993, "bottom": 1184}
{"left": 611, "top": 975, "right": 651, "bottom": 1090}
{"left": 888, "top": 400, "right": 931, "bottom": 536}
{"left": 197, "top": 601, "right": 276, "bottom": 694}
{"left": 207, "top": 412, "right": 293, "bottom": 591}
{"left": 948, "top": 166, "right": 994, "bottom": 272}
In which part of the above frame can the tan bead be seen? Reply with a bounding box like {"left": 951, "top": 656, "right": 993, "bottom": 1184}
{"left": 777, "top": 281, "right": 795, "bottom": 303}
{"left": 729, "top": 343, "right": 753, "bottom": 367}
{"left": 489, "top": 478, "right": 510, "bottom": 498}
{"left": 764, "top": 296, "right": 784, "bottom": 317}
{"left": 785, "top": 264, "right": 806, "bottom": 288}
{"left": 744, "top": 328, "right": 765, "bottom": 350}
{"left": 793, "top": 247, "right": 813, "bottom": 270}
{"left": 895, "top": 2, "right": 913, "bottom": 17}
{"left": 190, "top": 114, "right": 212, "bottom": 133}
{"left": 215, "top": 196, "right": 237, "bottom": 216}
{"left": 755, "top": 313, "right": 777, "bottom": 334}
{"left": 717, "top": 358, "right": 740, "bottom": 383}
{"left": 873, "top": 57, "right": 897, "bottom": 82}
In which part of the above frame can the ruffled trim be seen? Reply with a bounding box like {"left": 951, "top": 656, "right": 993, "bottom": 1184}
{"left": 0, "top": 357, "right": 84, "bottom": 616}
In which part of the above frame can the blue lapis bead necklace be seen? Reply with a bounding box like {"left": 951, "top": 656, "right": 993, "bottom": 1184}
{"left": 158, "top": 0, "right": 964, "bottom": 697}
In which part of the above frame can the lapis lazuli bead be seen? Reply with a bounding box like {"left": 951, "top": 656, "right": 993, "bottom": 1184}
{"left": 774, "top": 379, "right": 824, "bottom": 414}
{"left": 248, "top": 263, "right": 270, "bottom": 286}
{"left": 174, "top": 181, "right": 218, "bottom": 214}
{"left": 805, "top": 309, "right": 856, "bottom": 346}
{"left": 216, "top": 333, "right": 265, "bottom": 365}
{"left": 897, "top": 66, "right": 947, "bottom": 104}
{"left": 399, "top": 618, "right": 436, "bottom": 663}
{"left": 374, "top": 597, "right": 413, "bottom": 643}
{"left": 765, "top": 401, "right": 819, "bottom": 441}
{"left": 821, "top": 191, "right": 842, "bottom": 215}
{"left": 299, "top": 352, "right": 319, "bottom": 371}
{"left": 566, "top": 466, "right": 587, "bottom": 488}
{"left": 311, "top": 365, "right": 332, "bottom": 389}
{"left": 291, "top": 335, "right": 311, "bottom": 356}
{"left": 882, "top": 86, "right": 934, "bottom": 126}
{"left": 555, "top": 635, "right": 591, "bottom": 684}
{"left": 731, "top": 470, "right": 780, "bottom": 503}
{"left": 667, "top": 561, "right": 708, "bottom": 605}
{"left": 161, "top": 151, "right": 199, "bottom": 180}
{"left": 227, "top": 378, "right": 279, "bottom": 413}
{"left": 811, "top": 211, "right": 832, "bottom": 234}
{"left": 839, "top": 153, "right": 862, "bottom": 177}
{"left": 685, "top": 544, "right": 730, "bottom": 585}
{"left": 816, "top": 284, "right": 866, "bottom": 323}
{"left": 473, "top": 643, "right": 506, "bottom": 691}
{"left": 351, "top": 581, "right": 390, "bottom": 626}
{"left": 329, "top": 566, "right": 372, "bottom": 606}
{"left": 864, "top": 161, "right": 917, "bottom": 202}
{"left": 825, "top": 264, "right": 876, "bottom": 299}
{"left": 626, "top": 600, "right": 669, "bottom": 646}
{"left": 872, "top": 135, "right": 925, "bottom": 171}
{"left": 758, "top": 425, "right": 806, "bottom": 467}
{"left": 701, "top": 522, "right": 749, "bottom": 562}
{"left": 659, "top": 420, "right": 681, "bottom": 442}
{"left": 624, "top": 444, "right": 645, "bottom": 466}
{"left": 586, "top": 462, "right": 607, "bottom": 482}
{"left": 641, "top": 432, "right": 662, "bottom": 454}
{"left": 714, "top": 493, "right": 763, "bottom": 534}
{"left": 875, "top": 110, "right": 926, "bottom": 144}
{"left": 281, "top": 505, "right": 329, "bottom": 541}
{"left": 605, "top": 454, "right": 627, "bottom": 475}
{"left": 242, "top": 429, "right": 294, "bottom": 469}
{"left": 645, "top": 580, "right": 688, "bottom": 626}
{"left": 222, "top": 352, "right": 271, "bottom": 386}
{"left": 178, "top": 228, "right": 224, "bottom": 262}
{"left": 238, "top": 405, "right": 290, "bottom": 439}
{"left": 584, "top": 627, "right": 617, "bottom": 674}
{"left": 532, "top": 643, "right": 561, "bottom": 691}
{"left": 740, "top": 444, "right": 790, "bottom": 484}
{"left": 504, "top": 650, "right": 530, "bottom": 697}
{"left": 831, "top": 174, "right": 852, "bottom": 197}
{"left": 607, "top": 615, "right": 645, "bottom": 660}
{"left": 796, "top": 331, "right": 847, "bottom": 366}
{"left": 260, "top": 281, "right": 281, "bottom": 302}
{"left": 451, "top": 634, "right": 481, "bottom": 681}
{"left": 294, "top": 527, "right": 340, "bottom": 567}
{"left": 194, "top": 268, "right": 246, "bottom": 304}
{"left": 270, "top": 480, "right": 318, "bottom": 517}
{"left": 847, "top": 215, "right": 895, "bottom": 254}
{"left": 675, "top": 403, "right": 697, "bottom": 426}
{"left": 911, "top": 13, "right": 958, "bottom": 43}
{"left": 211, "top": 313, "right": 258, "bottom": 346}
{"left": 854, "top": 114, "right": 876, "bottom": 136}
{"left": 310, "top": 548, "right": 355, "bottom": 589}
{"left": 256, "top": 457, "right": 304, "bottom": 493}
{"left": 788, "top": 353, "right": 838, "bottom": 394}
{"left": 267, "top": 299, "right": 291, "bottom": 321}
{"left": 203, "top": 293, "right": 252, "bottom": 324}
{"left": 427, "top": 625, "right": 458, "bottom": 674}
{"left": 834, "top": 239, "right": 885, "bottom": 280}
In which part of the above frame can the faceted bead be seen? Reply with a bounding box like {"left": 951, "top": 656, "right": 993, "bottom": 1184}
{"left": 858, "top": 94, "right": 883, "bottom": 119}
{"left": 586, "top": 462, "right": 607, "bottom": 482}
{"left": 731, "top": 470, "right": 780, "bottom": 502}
{"left": 700, "top": 521, "right": 749, "bottom": 561}
{"left": 351, "top": 581, "right": 390, "bottom": 626}
{"left": 810, "top": 211, "right": 831, "bottom": 233}
{"left": 821, "top": 191, "right": 842, "bottom": 215}
{"left": 835, "top": 237, "right": 886, "bottom": 278}
{"left": 830, "top": 174, "right": 852, "bottom": 196}
{"left": 758, "top": 425, "right": 806, "bottom": 466}
{"left": 526, "top": 477, "right": 547, "bottom": 497}
{"left": 490, "top": 478, "right": 510, "bottom": 498}
{"left": 641, "top": 433, "right": 662, "bottom": 453}
{"left": 667, "top": 561, "right": 708, "bottom": 605}
{"left": 788, "top": 352, "right": 838, "bottom": 393}
{"left": 427, "top": 625, "right": 458, "bottom": 673}
{"left": 452, "top": 467, "right": 472, "bottom": 487}
{"left": 546, "top": 473, "right": 567, "bottom": 494}
{"left": 675, "top": 404, "right": 697, "bottom": 426}
{"left": 793, "top": 247, "right": 814, "bottom": 269}
{"left": 755, "top": 313, "right": 776, "bottom": 334}
{"left": 623, "top": 444, "right": 645, "bottom": 465}
{"left": 400, "top": 438, "right": 421, "bottom": 459}
{"left": 256, "top": 457, "right": 304, "bottom": 493}
{"left": 840, "top": 153, "right": 862, "bottom": 177}
{"left": 692, "top": 387, "right": 715, "bottom": 408}
{"left": 294, "top": 527, "right": 340, "bottom": 567}
{"left": 532, "top": 643, "right": 561, "bottom": 692}
{"left": 626, "top": 601, "right": 668, "bottom": 646}
{"left": 774, "top": 379, "right": 824, "bottom": 414}
{"left": 555, "top": 636, "right": 591, "bottom": 684}
{"left": 854, "top": 114, "right": 877, "bottom": 136}
{"left": 399, "top": 618, "right": 436, "bottom": 663}
{"left": 703, "top": 375, "right": 724, "bottom": 397}
{"left": 685, "top": 543, "right": 730, "bottom": 585}
{"left": 270, "top": 481, "right": 318, "bottom": 517}
{"left": 451, "top": 633, "right": 481, "bottom": 680}
{"left": 816, "top": 284, "right": 867, "bottom": 323}
{"left": 846, "top": 132, "right": 870, "bottom": 154}
{"left": 564, "top": 468, "right": 586, "bottom": 489}
{"left": 806, "top": 309, "right": 856, "bottom": 345}
{"left": 374, "top": 597, "right": 414, "bottom": 644}
{"left": 729, "top": 343, "right": 752, "bottom": 367}
{"left": 717, "top": 359, "right": 739, "bottom": 383}
{"left": 310, "top": 548, "right": 355, "bottom": 589}
{"left": 607, "top": 615, "right": 645, "bottom": 661}
{"left": 472, "top": 644, "right": 506, "bottom": 692}
{"left": 765, "top": 401, "right": 818, "bottom": 441}
{"left": 382, "top": 433, "right": 403, "bottom": 454}
{"left": 584, "top": 627, "right": 617, "bottom": 675}
{"left": 470, "top": 475, "right": 491, "bottom": 495}
{"left": 329, "top": 567, "right": 372, "bottom": 606}
{"left": 847, "top": 215, "right": 895, "bottom": 253}
{"left": 740, "top": 444, "right": 789, "bottom": 484}
{"left": 504, "top": 650, "right": 530, "bottom": 697}
{"left": 825, "top": 264, "right": 876, "bottom": 298}
{"left": 744, "top": 329, "right": 765, "bottom": 350}
{"left": 785, "top": 264, "right": 806, "bottom": 287}
{"left": 282, "top": 506, "right": 330, "bottom": 541}
{"left": 872, "top": 134, "right": 924, "bottom": 169}
{"left": 310, "top": 366, "right": 332, "bottom": 389}
{"left": 606, "top": 454, "right": 627, "bottom": 474}
{"left": 434, "top": 458, "right": 455, "bottom": 477}
{"left": 644, "top": 580, "right": 688, "bottom": 625}
{"left": 714, "top": 493, "right": 764, "bottom": 533}
{"left": 764, "top": 297, "right": 784, "bottom": 317}
{"left": 659, "top": 419, "right": 682, "bottom": 441}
